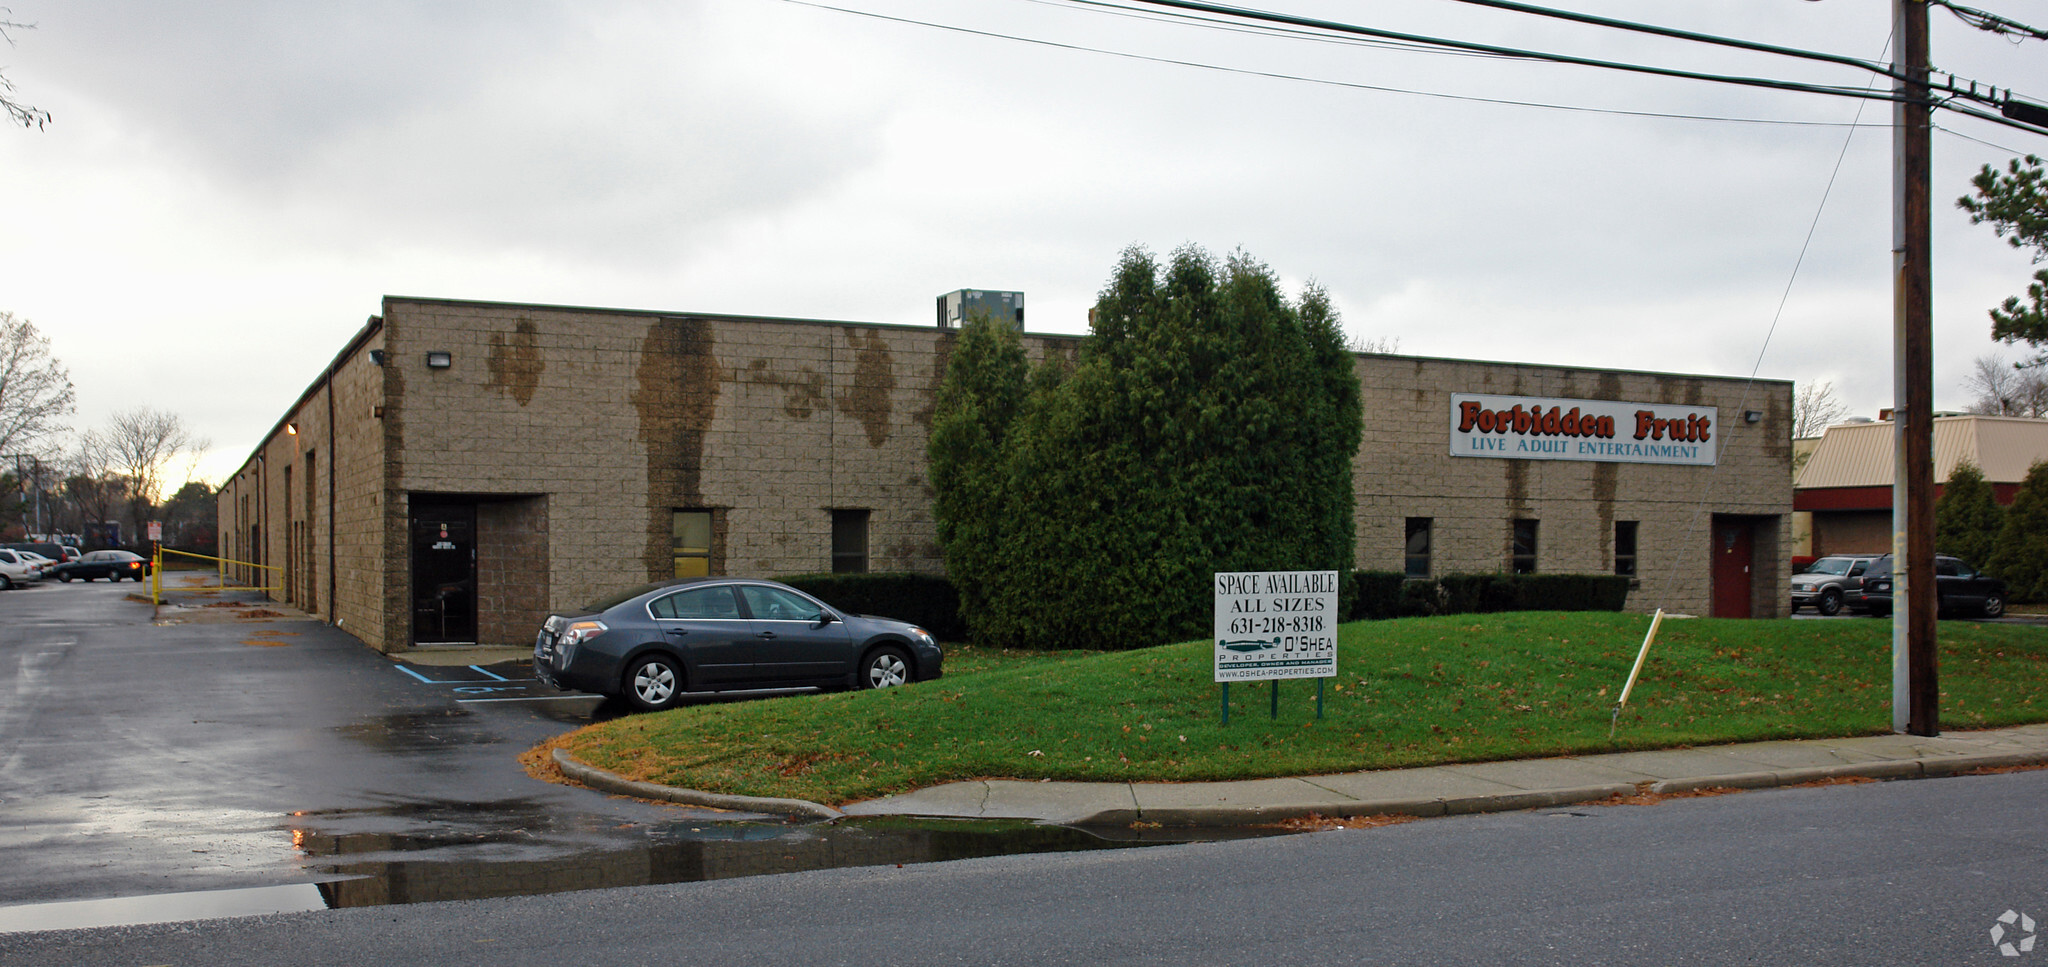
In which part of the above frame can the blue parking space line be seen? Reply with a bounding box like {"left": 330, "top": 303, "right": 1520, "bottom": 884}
{"left": 393, "top": 664, "right": 438, "bottom": 684}
{"left": 468, "top": 664, "right": 510, "bottom": 682}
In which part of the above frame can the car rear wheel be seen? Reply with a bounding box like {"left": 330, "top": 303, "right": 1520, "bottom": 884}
{"left": 0, "top": 574, "right": 12, "bottom": 590}
{"left": 1817, "top": 589, "right": 1843, "bottom": 617}
{"left": 623, "top": 655, "right": 684, "bottom": 712}
{"left": 56, "top": 573, "right": 71, "bottom": 583}
{"left": 859, "top": 646, "right": 912, "bottom": 690}
{"left": 1983, "top": 592, "right": 2006, "bottom": 619}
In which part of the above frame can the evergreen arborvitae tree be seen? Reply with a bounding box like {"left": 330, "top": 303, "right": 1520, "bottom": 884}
{"left": 1987, "top": 460, "right": 2048, "bottom": 601}
{"left": 929, "top": 245, "right": 1363, "bottom": 650}
{"left": 1935, "top": 461, "right": 2003, "bottom": 566}
{"left": 926, "top": 313, "right": 1031, "bottom": 633}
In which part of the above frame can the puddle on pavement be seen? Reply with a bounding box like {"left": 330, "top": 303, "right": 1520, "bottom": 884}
{"left": 288, "top": 803, "right": 1277, "bottom": 910}
{"left": 0, "top": 796, "right": 1284, "bottom": 932}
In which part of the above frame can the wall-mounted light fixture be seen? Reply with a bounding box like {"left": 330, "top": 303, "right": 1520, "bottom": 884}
{"left": 425, "top": 351, "right": 453, "bottom": 369}
{"left": 1744, "top": 410, "right": 1763, "bottom": 424}
{"left": 368, "top": 349, "right": 386, "bottom": 366}
{"left": 285, "top": 422, "right": 299, "bottom": 436}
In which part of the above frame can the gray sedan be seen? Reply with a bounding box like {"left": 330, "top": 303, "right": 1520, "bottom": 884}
{"left": 533, "top": 577, "right": 943, "bottom": 711}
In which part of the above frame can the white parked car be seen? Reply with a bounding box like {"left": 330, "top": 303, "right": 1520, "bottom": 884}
{"left": 0, "top": 548, "right": 45, "bottom": 589}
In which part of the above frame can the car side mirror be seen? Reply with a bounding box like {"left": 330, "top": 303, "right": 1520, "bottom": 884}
{"left": 814, "top": 612, "right": 838, "bottom": 627}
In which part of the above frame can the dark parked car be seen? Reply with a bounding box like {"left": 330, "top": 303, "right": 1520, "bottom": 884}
{"left": 533, "top": 577, "right": 944, "bottom": 712}
{"left": 50, "top": 550, "right": 151, "bottom": 583}
{"left": 1789, "top": 554, "right": 1879, "bottom": 616}
{"left": 1859, "top": 554, "right": 2006, "bottom": 619}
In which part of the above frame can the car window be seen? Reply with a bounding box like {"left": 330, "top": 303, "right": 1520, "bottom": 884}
{"left": 739, "top": 586, "right": 823, "bottom": 622}
{"left": 1849, "top": 562, "right": 1867, "bottom": 576}
{"left": 650, "top": 585, "right": 742, "bottom": 620}
{"left": 1809, "top": 558, "right": 1852, "bottom": 575}
{"left": 0, "top": 551, "right": 14, "bottom": 564}
{"left": 1936, "top": 559, "right": 1960, "bottom": 577}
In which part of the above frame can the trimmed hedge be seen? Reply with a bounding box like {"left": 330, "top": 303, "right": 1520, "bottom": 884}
{"left": 1345, "top": 571, "right": 1631, "bottom": 620}
{"left": 778, "top": 573, "right": 966, "bottom": 641}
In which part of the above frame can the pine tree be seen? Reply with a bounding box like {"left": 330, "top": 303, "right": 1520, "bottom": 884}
{"left": 928, "top": 245, "right": 1363, "bottom": 650}
{"left": 1935, "top": 462, "right": 2002, "bottom": 566}
{"left": 1987, "top": 460, "right": 2048, "bottom": 601}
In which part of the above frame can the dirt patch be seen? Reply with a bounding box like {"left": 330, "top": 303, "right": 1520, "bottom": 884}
{"left": 204, "top": 601, "right": 252, "bottom": 609}
{"left": 520, "top": 734, "right": 576, "bottom": 787}
{"left": 241, "top": 609, "right": 287, "bottom": 619}
{"left": 243, "top": 630, "right": 302, "bottom": 647}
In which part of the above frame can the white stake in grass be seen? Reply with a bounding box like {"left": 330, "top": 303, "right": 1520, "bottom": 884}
{"left": 1611, "top": 609, "right": 1666, "bottom": 740}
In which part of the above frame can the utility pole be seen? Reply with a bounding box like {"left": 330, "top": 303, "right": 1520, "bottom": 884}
{"left": 1893, "top": 0, "right": 1938, "bottom": 736}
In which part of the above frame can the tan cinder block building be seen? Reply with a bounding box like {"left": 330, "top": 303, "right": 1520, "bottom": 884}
{"left": 221, "top": 296, "right": 1793, "bottom": 654}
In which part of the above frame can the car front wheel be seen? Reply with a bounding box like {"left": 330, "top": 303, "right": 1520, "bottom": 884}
{"left": 859, "top": 646, "right": 912, "bottom": 690}
{"left": 1818, "top": 589, "right": 1843, "bottom": 616}
{"left": 623, "top": 655, "right": 684, "bottom": 712}
{"left": 1983, "top": 592, "right": 2006, "bottom": 619}
{"left": 56, "top": 573, "right": 71, "bottom": 583}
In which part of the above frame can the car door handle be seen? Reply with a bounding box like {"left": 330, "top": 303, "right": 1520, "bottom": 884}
{"left": 756, "top": 631, "right": 778, "bottom": 640}
{"left": 665, "top": 629, "right": 688, "bottom": 637}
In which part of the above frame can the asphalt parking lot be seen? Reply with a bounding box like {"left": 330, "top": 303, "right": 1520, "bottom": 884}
{"left": 0, "top": 575, "right": 734, "bottom": 911}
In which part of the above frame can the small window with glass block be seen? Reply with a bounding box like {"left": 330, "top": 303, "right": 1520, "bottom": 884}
{"left": 1511, "top": 519, "right": 1538, "bottom": 574}
{"left": 672, "top": 510, "right": 713, "bottom": 578}
{"left": 1615, "top": 521, "right": 1639, "bottom": 578}
{"left": 831, "top": 509, "right": 870, "bottom": 574}
{"left": 1404, "top": 518, "right": 1432, "bottom": 578}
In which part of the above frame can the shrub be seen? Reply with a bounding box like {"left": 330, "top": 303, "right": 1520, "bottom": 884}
{"left": 777, "top": 573, "right": 965, "bottom": 641}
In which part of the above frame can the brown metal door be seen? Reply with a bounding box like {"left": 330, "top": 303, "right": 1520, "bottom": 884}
{"left": 1713, "top": 518, "right": 1755, "bottom": 618}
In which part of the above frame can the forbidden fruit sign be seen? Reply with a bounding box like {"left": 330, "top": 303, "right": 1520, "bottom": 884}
{"left": 1213, "top": 571, "right": 1339, "bottom": 683}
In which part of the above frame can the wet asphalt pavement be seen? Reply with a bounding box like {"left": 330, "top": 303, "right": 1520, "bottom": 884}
{"left": 0, "top": 578, "right": 1172, "bottom": 925}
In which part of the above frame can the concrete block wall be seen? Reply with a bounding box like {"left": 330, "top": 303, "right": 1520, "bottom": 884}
{"left": 1350, "top": 354, "right": 1793, "bottom": 616}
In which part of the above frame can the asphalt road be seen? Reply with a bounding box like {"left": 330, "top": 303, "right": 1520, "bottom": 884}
{"left": 0, "top": 577, "right": 713, "bottom": 907}
{"left": 3, "top": 763, "right": 2043, "bottom": 965}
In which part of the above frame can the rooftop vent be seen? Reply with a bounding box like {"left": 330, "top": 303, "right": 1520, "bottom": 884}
{"left": 936, "top": 289, "right": 1024, "bottom": 330}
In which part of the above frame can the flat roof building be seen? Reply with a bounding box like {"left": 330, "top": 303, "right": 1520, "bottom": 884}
{"left": 220, "top": 296, "right": 1794, "bottom": 654}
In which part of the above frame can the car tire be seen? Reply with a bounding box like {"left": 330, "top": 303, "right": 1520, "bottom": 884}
{"left": 623, "top": 655, "right": 684, "bottom": 712}
{"left": 56, "top": 573, "right": 71, "bottom": 583}
{"left": 1818, "top": 589, "right": 1843, "bottom": 617}
{"left": 0, "top": 574, "right": 11, "bottom": 591}
{"left": 858, "top": 645, "right": 913, "bottom": 690}
{"left": 1983, "top": 592, "right": 2006, "bottom": 619}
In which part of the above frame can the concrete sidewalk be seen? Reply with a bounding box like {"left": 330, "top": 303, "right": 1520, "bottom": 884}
{"left": 558, "top": 723, "right": 2048, "bottom": 826}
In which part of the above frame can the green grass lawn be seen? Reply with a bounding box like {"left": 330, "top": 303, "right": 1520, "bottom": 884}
{"left": 551, "top": 613, "right": 2048, "bottom": 806}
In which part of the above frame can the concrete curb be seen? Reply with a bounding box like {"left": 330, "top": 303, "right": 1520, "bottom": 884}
{"left": 551, "top": 749, "right": 843, "bottom": 820}
{"left": 1645, "top": 750, "right": 2048, "bottom": 795}
{"left": 1069, "top": 783, "right": 1643, "bottom": 827}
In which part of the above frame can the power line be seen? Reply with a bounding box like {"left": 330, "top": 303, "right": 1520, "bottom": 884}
{"left": 1112, "top": 0, "right": 2048, "bottom": 136}
{"left": 778, "top": 0, "right": 1898, "bottom": 129}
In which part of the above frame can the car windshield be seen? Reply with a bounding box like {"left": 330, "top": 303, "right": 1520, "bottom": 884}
{"left": 581, "top": 581, "right": 676, "bottom": 613}
{"left": 1805, "top": 557, "right": 1856, "bottom": 575}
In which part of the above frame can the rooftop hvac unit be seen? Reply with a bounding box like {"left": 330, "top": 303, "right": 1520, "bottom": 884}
{"left": 936, "top": 289, "right": 1024, "bottom": 330}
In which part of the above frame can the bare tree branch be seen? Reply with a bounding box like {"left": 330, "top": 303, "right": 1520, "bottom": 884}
{"left": 1793, "top": 380, "right": 1851, "bottom": 438}
{"left": 0, "top": 310, "right": 74, "bottom": 456}
{"left": 0, "top": 13, "right": 51, "bottom": 131}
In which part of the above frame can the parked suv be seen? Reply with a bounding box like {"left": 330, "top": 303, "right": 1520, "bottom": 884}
{"left": 1859, "top": 554, "right": 2006, "bottom": 619}
{"left": 1789, "top": 554, "right": 1879, "bottom": 616}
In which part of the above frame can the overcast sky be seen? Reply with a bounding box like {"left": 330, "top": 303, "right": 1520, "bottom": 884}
{"left": 4, "top": 0, "right": 2046, "bottom": 485}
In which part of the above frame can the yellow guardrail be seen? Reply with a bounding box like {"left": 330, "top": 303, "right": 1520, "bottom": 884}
{"left": 151, "top": 546, "right": 282, "bottom": 606}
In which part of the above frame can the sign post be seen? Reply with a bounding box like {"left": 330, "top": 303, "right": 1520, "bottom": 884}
{"left": 1214, "top": 571, "right": 1339, "bottom": 724}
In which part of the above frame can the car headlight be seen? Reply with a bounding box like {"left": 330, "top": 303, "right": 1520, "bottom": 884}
{"left": 910, "top": 627, "right": 935, "bottom": 647}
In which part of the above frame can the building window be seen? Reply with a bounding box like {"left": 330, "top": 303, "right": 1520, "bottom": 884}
{"left": 832, "top": 509, "right": 870, "bottom": 574}
{"left": 1511, "top": 519, "right": 1538, "bottom": 574}
{"left": 1615, "top": 521, "right": 1639, "bottom": 578}
{"left": 1404, "top": 518, "right": 1432, "bottom": 578}
{"left": 672, "top": 510, "right": 713, "bottom": 578}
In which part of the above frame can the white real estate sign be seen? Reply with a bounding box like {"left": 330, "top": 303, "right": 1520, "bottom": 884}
{"left": 1448, "top": 392, "right": 1719, "bottom": 466}
{"left": 1213, "top": 571, "right": 1339, "bottom": 682}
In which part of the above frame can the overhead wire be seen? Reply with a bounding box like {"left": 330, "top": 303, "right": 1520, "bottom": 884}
{"left": 777, "top": 0, "right": 1901, "bottom": 129}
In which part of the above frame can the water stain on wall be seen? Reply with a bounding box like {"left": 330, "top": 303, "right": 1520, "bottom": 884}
{"left": 742, "top": 359, "right": 827, "bottom": 419}
{"left": 836, "top": 328, "right": 896, "bottom": 449}
{"left": 487, "top": 319, "right": 544, "bottom": 407}
{"left": 634, "top": 317, "right": 721, "bottom": 576}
